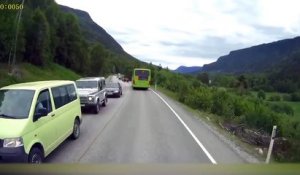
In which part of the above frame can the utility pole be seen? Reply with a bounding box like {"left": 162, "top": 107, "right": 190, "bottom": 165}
{"left": 266, "top": 125, "right": 277, "bottom": 164}
{"left": 9, "top": 0, "right": 25, "bottom": 73}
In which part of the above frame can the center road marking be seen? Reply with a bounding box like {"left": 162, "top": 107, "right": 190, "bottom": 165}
{"left": 150, "top": 89, "right": 217, "bottom": 164}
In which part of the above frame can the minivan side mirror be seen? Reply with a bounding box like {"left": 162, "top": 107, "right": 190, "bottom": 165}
{"left": 34, "top": 108, "right": 48, "bottom": 121}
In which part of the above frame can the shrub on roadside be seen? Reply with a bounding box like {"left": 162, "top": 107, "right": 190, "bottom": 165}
{"left": 185, "top": 87, "right": 212, "bottom": 112}
{"left": 267, "top": 103, "right": 294, "bottom": 116}
{"left": 276, "top": 118, "right": 300, "bottom": 162}
{"left": 232, "top": 96, "right": 249, "bottom": 117}
{"left": 241, "top": 99, "right": 279, "bottom": 133}
{"left": 177, "top": 80, "right": 190, "bottom": 103}
{"left": 211, "top": 90, "right": 234, "bottom": 119}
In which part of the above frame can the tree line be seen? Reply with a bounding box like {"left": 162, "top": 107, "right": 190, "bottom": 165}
{"left": 0, "top": 0, "right": 143, "bottom": 77}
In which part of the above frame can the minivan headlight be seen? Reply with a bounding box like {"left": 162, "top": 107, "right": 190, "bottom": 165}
{"left": 3, "top": 137, "right": 24, "bottom": 148}
{"left": 88, "top": 96, "right": 93, "bottom": 101}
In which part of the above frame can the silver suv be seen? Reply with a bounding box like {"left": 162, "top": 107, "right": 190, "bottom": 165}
{"left": 75, "top": 77, "right": 107, "bottom": 114}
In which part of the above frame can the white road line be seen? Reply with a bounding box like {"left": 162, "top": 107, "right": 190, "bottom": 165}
{"left": 150, "top": 89, "right": 217, "bottom": 164}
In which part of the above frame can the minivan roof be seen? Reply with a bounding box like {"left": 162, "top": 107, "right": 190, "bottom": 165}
{"left": 0, "top": 80, "right": 74, "bottom": 91}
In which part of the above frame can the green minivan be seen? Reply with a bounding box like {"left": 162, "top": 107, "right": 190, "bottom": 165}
{"left": 0, "top": 81, "right": 82, "bottom": 163}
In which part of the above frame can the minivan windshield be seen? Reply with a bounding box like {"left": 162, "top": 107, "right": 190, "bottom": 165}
{"left": 76, "top": 81, "right": 98, "bottom": 89}
{"left": 0, "top": 89, "right": 35, "bottom": 119}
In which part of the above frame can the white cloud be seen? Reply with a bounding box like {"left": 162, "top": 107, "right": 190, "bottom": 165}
{"left": 55, "top": 0, "right": 300, "bottom": 69}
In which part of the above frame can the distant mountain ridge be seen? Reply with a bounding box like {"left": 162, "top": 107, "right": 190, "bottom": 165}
{"left": 174, "top": 66, "right": 202, "bottom": 74}
{"left": 202, "top": 36, "right": 300, "bottom": 73}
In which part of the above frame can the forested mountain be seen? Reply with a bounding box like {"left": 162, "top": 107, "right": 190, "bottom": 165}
{"left": 202, "top": 36, "right": 300, "bottom": 73}
{"left": 59, "top": 5, "right": 126, "bottom": 55}
{"left": 267, "top": 51, "right": 300, "bottom": 92}
{"left": 0, "top": 0, "right": 144, "bottom": 78}
{"left": 174, "top": 66, "right": 202, "bottom": 74}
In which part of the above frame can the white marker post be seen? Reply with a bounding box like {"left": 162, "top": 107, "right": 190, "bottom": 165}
{"left": 266, "top": 125, "right": 277, "bottom": 164}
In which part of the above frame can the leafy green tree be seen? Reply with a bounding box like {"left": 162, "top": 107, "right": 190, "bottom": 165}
{"left": 211, "top": 90, "right": 234, "bottom": 118}
{"left": 54, "top": 13, "right": 89, "bottom": 73}
{"left": 197, "top": 73, "right": 209, "bottom": 85}
{"left": 236, "top": 75, "right": 248, "bottom": 95}
{"left": 0, "top": 7, "right": 20, "bottom": 63}
{"left": 89, "top": 44, "right": 106, "bottom": 76}
{"left": 257, "top": 90, "right": 266, "bottom": 100}
{"left": 24, "top": 8, "right": 50, "bottom": 66}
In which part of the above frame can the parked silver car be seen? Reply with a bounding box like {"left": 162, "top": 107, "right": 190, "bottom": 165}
{"left": 76, "top": 77, "right": 107, "bottom": 113}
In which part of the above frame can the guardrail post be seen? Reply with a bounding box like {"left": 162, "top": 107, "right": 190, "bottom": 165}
{"left": 265, "top": 125, "right": 277, "bottom": 164}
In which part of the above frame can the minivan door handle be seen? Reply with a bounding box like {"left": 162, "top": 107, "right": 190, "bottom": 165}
{"left": 51, "top": 113, "right": 55, "bottom": 117}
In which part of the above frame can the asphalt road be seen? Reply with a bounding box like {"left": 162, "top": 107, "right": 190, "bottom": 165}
{"left": 46, "top": 81, "right": 253, "bottom": 163}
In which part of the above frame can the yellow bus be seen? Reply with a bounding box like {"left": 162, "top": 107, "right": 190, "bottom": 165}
{"left": 132, "top": 68, "right": 151, "bottom": 89}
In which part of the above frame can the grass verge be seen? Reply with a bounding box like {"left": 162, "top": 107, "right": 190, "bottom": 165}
{"left": 154, "top": 85, "right": 266, "bottom": 162}
{"left": 0, "top": 63, "right": 81, "bottom": 88}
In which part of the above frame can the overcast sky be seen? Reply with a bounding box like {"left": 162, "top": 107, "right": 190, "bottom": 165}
{"left": 56, "top": 0, "right": 300, "bottom": 70}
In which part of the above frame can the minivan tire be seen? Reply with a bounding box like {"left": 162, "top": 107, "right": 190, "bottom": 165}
{"left": 70, "top": 119, "right": 80, "bottom": 140}
{"left": 28, "top": 147, "right": 43, "bottom": 164}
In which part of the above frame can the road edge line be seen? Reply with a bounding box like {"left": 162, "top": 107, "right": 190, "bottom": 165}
{"left": 150, "top": 89, "right": 217, "bottom": 164}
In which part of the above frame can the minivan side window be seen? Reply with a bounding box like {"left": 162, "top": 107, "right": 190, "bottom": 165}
{"left": 66, "top": 84, "right": 77, "bottom": 102}
{"left": 52, "top": 85, "right": 70, "bottom": 109}
{"left": 35, "top": 89, "right": 52, "bottom": 114}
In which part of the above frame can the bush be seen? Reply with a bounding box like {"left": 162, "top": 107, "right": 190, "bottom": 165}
{"left": 211, "top": 90, "right": 234, "bottom": 119}
{"left": 268, "top": 94, "right": 281, "bottom": 101}
{"left": 185, "top": 87, "right": 212, "bottom": 112}
{"left": 244, "top": 103, "right": 279, "bottom": 133}
{"left": 177, "top": 80, "right": 190, "bottom": 103}
{"left": 267, "top": 103, "right": 294, "bottom": 116}
{"left": 233, "top": 97, "right": 249, "bottom": 117}
{"left": 257, "top": 90, "right": 266, "bottom": 100}
{"left": 276, "top": 118, "right": 300, "bottom": 162}
{"left": 279, "top": 118, "right": 300, "bottom": 139}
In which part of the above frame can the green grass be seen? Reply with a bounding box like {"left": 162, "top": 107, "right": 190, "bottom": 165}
{"left": 249, "top": 90, "right": 300, "bottom": 118}
{"left": 0, "top": 63, "right": 81, "bottom": 88}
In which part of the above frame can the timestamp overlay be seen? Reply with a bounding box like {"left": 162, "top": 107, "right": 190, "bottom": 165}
{"left": 0, "top": 3, "right": 23, "bottom": 10}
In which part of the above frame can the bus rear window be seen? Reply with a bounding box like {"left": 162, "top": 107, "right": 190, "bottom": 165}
{"left": 135, "top": 70, "right": 149, "bottom": 80}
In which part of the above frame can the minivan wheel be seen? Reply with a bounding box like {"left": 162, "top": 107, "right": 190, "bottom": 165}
{"left": 71, "top": 119, "right": 80, "bottom": 140}
{"left": 94, "top": 101, "right": 100, "bottom": 114}
{"left": 28, "top": 147, "right": 43, "bottom": 164}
